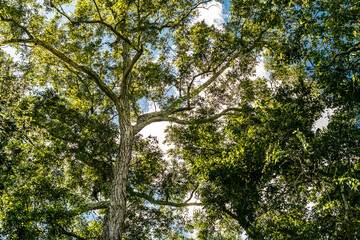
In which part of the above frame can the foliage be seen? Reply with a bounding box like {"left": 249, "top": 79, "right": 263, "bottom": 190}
{"left": 0, "top": 0, "right": 359, "bottom": 239}
{"left": 168, "top": 74, "right": 360, "bottom": 239}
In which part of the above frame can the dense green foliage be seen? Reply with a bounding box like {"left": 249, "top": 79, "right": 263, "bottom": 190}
{"left": 169, "top": 78, "right": 360, "bottom": 239}
{"left": 0, "top": 0, "right": 359, "bottom": 239}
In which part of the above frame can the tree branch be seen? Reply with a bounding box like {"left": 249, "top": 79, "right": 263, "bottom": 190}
{"left": 105, "top": 0, "right": 118, "bottom": 20}
{"left": 133, "top": 25, "right": 268, "bottom": 132}
{"left": 120, "top": 47, "right": 143, "bottom": 98}
{"left": 133, "top": 1, "right": 211, "bottom": 33}
{"left": 128, "top": 188, "right": 202, "bottom": 207}
{"left": 78, "top": 188, "right": 202, "bottom": 213}
{"left": 36, "top": 39, "right": 120, "bottom": 106}
{"left": 330, "top": 42, "right": 360, "bottom": 65}
{"left": 184, "top": 184, "right": 199, "bottom": 203}
{"left": 92, "top": 0, "right": 104, "bottom": 22}
{"left": 171, "top": 52, "right": 239, "bottom": 111}
{"left": 139, "top": 107, "right": 240, "bottom": 129}
{"left": 134, "top": 106, "right": 195, "bottom": 134}
{"left": 56, "top": 224, "right": 87, "bottom": 240}
{"left": 82, "top": 201, "right": 110, "bottom": 212}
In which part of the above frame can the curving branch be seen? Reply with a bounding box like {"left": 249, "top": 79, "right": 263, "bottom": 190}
{"left": 132, "top": 0, "right": 211, "bottom": 33}
{"left": 135, "top": 107, "right": 240, "bottom": 134}
{"left": 128, "top": 187, "right": 202, "bottom": 207}
{"left": 184, "top": 184, "right": 199, "bottom": 203}
{"left": 171, "top": 52, "right": 239, "bottom": 110}
{"left": 0, "top": 16, "right": 34, "bottom": 39}
{"left": 330, "top": 42, "right": 360, "bottom": 65}
{"left": 56, "top": 223, "right": 87, "bottom": 240}
{"left": 134, "top": 106, "right": 194, "bottom": 134}
{"left": 120, "top": 46, "right": 144, "bottom": 99}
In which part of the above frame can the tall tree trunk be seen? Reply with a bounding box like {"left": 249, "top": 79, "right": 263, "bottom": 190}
{"left": 102, "top": 123, "right": 133, "bottom": 240}
{"left": 102, "top": 102, "right": 133, "bottom": 239}
{"left": 102, "top": 40, "right": 134, "bottom": 240}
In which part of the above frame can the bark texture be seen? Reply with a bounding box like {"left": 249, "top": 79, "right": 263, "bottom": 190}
{"left": 102, "top": 123, "right": 133, "bottom": 240}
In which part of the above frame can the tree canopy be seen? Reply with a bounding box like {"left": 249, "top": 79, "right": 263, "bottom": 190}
{"left": 0, "top": 0, "right": 359, "bottom": 239}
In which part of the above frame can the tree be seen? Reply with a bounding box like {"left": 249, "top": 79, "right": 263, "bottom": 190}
{"left": 1, "top": 0, "right": 359, "bottom": 239}
{"left": 0, "top": 0, "right": 271, "bottom": 239}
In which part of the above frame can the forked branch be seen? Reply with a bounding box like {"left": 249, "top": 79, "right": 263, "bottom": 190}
{"left": 134, "top": 51, "right": 240, "bottom": 133}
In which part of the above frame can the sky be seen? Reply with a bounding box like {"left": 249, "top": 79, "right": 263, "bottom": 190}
{"left": 1, "top": 46, "right": 20, "bottom": 62}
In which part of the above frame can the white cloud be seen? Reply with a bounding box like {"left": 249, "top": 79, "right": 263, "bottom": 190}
{"left": 255, "top": 59, "right": 269, "bottom": 79}
{"left": 140, "top": 101, "right": 172, "bottom": 151}
{"left": 250, "top": 57, "right": 270, "bottom": 80}
{"left": 313, "top": 108, "right": 335, "bottom": 131}
{"left": 193, "top": 0, "right": 225, "bottom": 29}
{"left": 1, "top": 46, "right": 21, "bottom": 62}
{"left": 140, "top": 121, "right": 173, "bottom": 152}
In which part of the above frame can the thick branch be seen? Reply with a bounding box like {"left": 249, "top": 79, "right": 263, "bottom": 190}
{"left": 56, "top": 224, "right": 87, "bottom": 240}
{"left": 36, "top": 39, "right": 119, "bottom": 105}
{"left": 78, "top": 189, "right": 201, "bottom": 213}
{"left": 134, "top": 106, "right": 194, "bottom": 133}
{"left": 128, "top": 188, "right": 202, "bottom": 207}
{"left": 1, "top": 38, "right": 33, "bottom": 45}
{"left": 81, "top": 201, "right": 110, "bottom": 212}
{"left": 120, "top": 47, "right": 143, "bottom": 98}
{"left": 137, "top": 107, "right": 240, "bottom": 131}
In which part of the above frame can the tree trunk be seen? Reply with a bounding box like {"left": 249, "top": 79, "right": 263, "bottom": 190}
{"left": 101, "top": 113, "right": 133, "bottom": 240}
{"left": 102, "top": 40, "right": 134, "bottom": 240}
